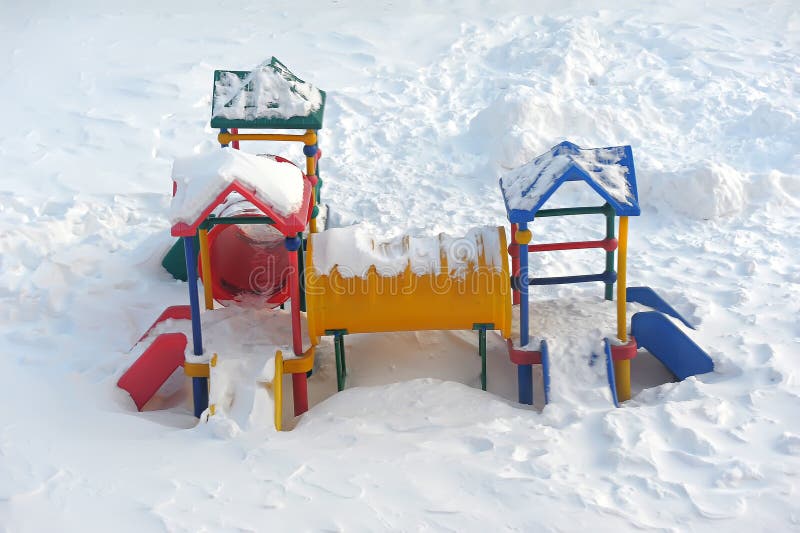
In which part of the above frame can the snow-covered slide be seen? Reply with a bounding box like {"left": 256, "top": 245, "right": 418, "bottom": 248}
{"left": 631, "top": 312, "right": 714, "bottom": 379}
{"left": 602, "top": 289, "right": 715, "bottom": 407}
{"left": 118, "top": 307, "right": 296, "bottom": 431}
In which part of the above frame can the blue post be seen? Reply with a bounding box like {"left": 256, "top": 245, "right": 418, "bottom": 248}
{"left": 518, "top": 222, "right": 533, "bottom": 405}
{"left": 183, "top": 236, "right": 208, "bottom": 417}
{"left": 220, "top": 128, "right": 229, "bottom": 148}
{"left": 540, "top": 340, "right": 550, "bottom": 405}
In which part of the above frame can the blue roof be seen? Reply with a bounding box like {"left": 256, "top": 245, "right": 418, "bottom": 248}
{"left": 499, "top": 141, "right": 641, "bottom": 223}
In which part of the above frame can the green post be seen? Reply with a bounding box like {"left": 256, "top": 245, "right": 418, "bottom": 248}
{"left": 479, "top": 328, "right": 487, "bottom": 391}
{"left": 328, "top": 329, "right": 348, "bottom": 392}
{"left": 604, "top": 203, "right": 616, "bottom": 301}
{"left": 473, "top": 323, "right": 492, "bottom": 391}
{"left": 333, "top": 335, "right": 343, "bottom": 391}
{"left": 338, "top": 334, "right": 347, "bottom": 380}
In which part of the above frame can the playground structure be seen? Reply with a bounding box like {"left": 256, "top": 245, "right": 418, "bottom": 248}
{"left": 118, "top": 59, "right": 715, "bottom": 429}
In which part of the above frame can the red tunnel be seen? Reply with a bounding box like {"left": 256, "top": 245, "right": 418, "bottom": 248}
{"left": 192, "top": 154, "right": 304, "bottom": 308}
{"left": 199, "top": 219, "right": 292, "bottom": 308}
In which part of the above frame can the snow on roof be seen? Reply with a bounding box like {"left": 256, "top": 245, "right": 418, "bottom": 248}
{"left": 309, "top": 225, "right": 505, "bottom": 279}
{"left": 500, "top": 141, "right": 641, "bottom": 222}
{"left": 169, "top": 148, "right": 306, "bottom": 234}
{"left": 210, "top": 57, "right": 323, "bottom": 126}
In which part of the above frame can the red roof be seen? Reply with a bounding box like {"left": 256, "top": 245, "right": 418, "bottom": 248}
{"left": 170, "top": 178, "right": 313, "bottom": 237}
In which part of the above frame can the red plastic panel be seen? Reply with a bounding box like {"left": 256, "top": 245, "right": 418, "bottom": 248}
{"left": 118, "top": 333, "right": 187, "bottom": 411}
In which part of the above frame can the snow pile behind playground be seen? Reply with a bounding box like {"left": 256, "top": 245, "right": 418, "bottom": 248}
{"left": 0, "top": 1, "right": 799, "bottom": 531}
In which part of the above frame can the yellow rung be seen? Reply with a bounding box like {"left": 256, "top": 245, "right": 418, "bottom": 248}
{"left": 183, "top": 361, "right": 210, "bottom": 378}
{"left": 217, "top": 131, "right": 316, "bottom": 145}
{"left": 274, "top": 350, "right": 284, "bottom": 431}
{"left": 282, "top": 347, "right": 315, "bottom": 374}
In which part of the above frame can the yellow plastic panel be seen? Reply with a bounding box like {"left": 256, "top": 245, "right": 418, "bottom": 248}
{"left": 305, "top": 227, "right": 511, "bottom": 341}
{"left": 273, "top": 350, "right": 283, "bottom": 431}
{"left": 283, "top": 347, "right": 315, "bottom": 374}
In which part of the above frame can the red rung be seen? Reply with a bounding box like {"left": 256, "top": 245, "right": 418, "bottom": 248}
{"left": 610, "top": 337, "right": 638, "bottom": 361}
{"left": 529, "top": 238, "right": 617, "bottom": 253}
{"left": 506, "top": 339, "right": 542, "bottom": 365}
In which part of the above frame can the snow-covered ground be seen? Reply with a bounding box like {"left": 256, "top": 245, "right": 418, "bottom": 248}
{"left": 1, "top": 1, "right": 799, "bottom": 530}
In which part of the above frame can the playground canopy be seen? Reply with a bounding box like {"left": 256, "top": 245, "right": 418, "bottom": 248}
{"left": 500, "top": 141, "right": 641, "bottom": 222}
{"left": 169, "top": 148, "right": 312, "bottom": 237}
{"left": 210, "top": 57, "right": 327, "bottom": 130}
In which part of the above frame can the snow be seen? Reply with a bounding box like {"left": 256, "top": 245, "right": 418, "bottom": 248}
{"left": 309, "top": 224, "right": 504, "bottom": 278}
{"left": 211, "top": 59, "right": 323, "bottom": 122}
{"left": 169, "top": 148, "right": 305, "bottom": 223}
{"left": 501, "top": 142, "right": 634, "bottom": 213}
{"left": 1, "top": 1, "right": 799, "bottom": 531}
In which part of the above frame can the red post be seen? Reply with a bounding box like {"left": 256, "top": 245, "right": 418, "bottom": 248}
{"left": 292, "top": 373, "right": 308, "bottom": 415}
{"left": 288, "top": 248, "right": 303, "bottom": 356}
{"left": 287, "top": 242, "right": 309, "bottom": 416}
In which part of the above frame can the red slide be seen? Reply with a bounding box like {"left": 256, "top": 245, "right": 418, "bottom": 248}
{"left": 136, "top": 305, "right": 191, "bottom": 344}
{"left": 118, "top": 332, "right": 187, "bottom": 410}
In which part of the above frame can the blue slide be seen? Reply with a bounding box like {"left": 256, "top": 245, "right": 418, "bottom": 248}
{"left": 631, "top": 311, "right": 714, "bottom": 380}
{"left": 626, "top": 286, "right": 695, "bottom": 329}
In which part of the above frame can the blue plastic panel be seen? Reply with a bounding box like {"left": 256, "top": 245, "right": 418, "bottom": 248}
{"left": 627, "top": 286, "right": 695, "bottom": 329}
{"left": 631, "top": 312, "right": 714, "bottom": 380}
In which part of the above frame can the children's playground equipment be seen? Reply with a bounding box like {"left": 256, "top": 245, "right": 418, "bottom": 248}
{"left": 118, "top": 58, "right": 715, "bottom": 430}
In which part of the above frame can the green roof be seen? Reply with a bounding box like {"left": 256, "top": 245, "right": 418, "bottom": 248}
{"left": 210, "top": 57, "right": 326, "bottom": 130}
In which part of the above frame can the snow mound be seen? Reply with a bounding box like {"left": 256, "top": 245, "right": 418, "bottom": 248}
{"left": 206, "top": 349, "right": 277, "bottom": 437}
{"left": 647, "top": 161, "right": 746, "bottom": 219}
{"left": 467, "top": 85, "right": 551, "bottom": 170}
{"left": 169, "top": 148, "right": 305, "bottom": 224}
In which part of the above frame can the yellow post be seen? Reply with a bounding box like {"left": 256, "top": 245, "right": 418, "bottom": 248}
{"left": 309, "top": 204, "right": 318, "bottom": 233}
{"left": 305, "top": 130, "right": 318, "bottom": 234}
{"left": 273, "top": 350, "right": 284, "bottom": 431}
{"left": 615, "top": 216, "right": 631, "bottom": 401}
{"left": 198, "top": 228, "right": 214, "bottom": 310}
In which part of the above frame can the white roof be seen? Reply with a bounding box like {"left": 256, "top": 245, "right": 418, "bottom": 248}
{"left": 169, "top": 148, "right": 305, "bottom": 225}
{"left": 211, "top": 63, "right": 322, "bottom": 122}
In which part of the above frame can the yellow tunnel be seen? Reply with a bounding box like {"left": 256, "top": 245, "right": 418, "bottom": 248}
{"left": 305, "top": 226, "right": 512, "bottom": 342}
